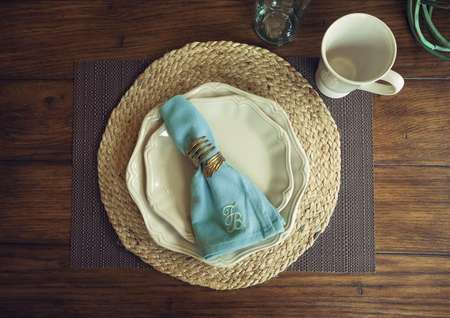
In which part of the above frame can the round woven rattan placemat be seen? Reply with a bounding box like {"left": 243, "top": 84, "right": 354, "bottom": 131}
{"left": 98, "top": 41, "right": 340, "bottom": 290}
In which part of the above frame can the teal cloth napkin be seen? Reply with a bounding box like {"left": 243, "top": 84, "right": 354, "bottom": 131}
{"left": 160, "top": 96, "right": 285, "bottom": 259}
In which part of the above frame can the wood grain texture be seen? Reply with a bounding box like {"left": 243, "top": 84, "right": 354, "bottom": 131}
{"left": 1, "top": 161, "right": 449, "bottom": 255}
{"left": 0, "top": 0, "right": 449, "bottom": 79}
{"left": 1, "top": 79, "right": 449, "bottom": 164}
{"left": 0, "top": 162, "right": 71, "bottom": 244}
{"left": 1, "top": 1, "right": 450, "bottom": 316}
{"left": 374, "top": 80, "right": 450, "bottom": 166}
{"left": 0, "top": 80, "right": 72, "bottom": 160}
{"left": 0, "top": 248, "right": 449, "bottom": 318}
{"left": 0, "top": 244, "right": 69, "bottom": 272}
{"left": 375, "top": 166, "right": 450, "bottom": 253}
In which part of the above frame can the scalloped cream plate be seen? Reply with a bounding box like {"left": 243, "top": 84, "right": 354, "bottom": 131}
{"left": 144, "top": 94, "right": 294, "bottom": 243}
{"left": 126, "top": 83, "right": 310, "bottom": 267}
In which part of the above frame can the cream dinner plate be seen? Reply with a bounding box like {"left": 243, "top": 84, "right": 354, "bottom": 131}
{"left": 144, "top": 94, "right": 294, "bottom": 243}
{"left": 126, "top": 83, "right": 310, "bottom": 267}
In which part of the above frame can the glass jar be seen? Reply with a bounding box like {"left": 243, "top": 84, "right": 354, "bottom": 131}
{"left": 255, "top": 0, "right": 311, "bottom": 46}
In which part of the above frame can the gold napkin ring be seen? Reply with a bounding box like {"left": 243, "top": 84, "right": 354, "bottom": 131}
{"left": 203, "top": 152, "right": 225, "bottom": 177}
{"left": 187, "top": 136, "right": 225, "bottom": 177}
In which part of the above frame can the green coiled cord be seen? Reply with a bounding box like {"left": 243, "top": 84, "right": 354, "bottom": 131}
{"left": 407, "top": 0, "right": 450, "bottom": 61}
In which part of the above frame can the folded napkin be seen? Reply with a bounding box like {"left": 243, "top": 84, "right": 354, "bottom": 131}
{"left": 160, "top": 96, "right": 285, "bottom": 259}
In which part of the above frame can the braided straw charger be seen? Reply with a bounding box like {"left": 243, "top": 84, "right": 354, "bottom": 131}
{"left": 98, "top": 41, "right": 340, "bottom": 290}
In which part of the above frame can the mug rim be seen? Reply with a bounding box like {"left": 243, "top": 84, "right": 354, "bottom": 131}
{"left": 320, "top": 13, "right": 398, "bottom": 86}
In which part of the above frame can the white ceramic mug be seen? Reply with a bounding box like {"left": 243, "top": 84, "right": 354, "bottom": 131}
{"left": 315, "top": 13, "right": 404, "bottom": 98}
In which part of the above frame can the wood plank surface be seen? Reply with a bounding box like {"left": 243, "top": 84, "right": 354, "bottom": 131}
{"left": 0, "top": 162, "right": 71, "bottom": 244}
{"left": 1, "top": 244, "right": 69, "bottom": 272}
{"left": 1, "top": 161, "right": 449, "bottom": 255}
{"left": 0, "top": 0, "right": 449, "bottom": 79}
{"left": 375, "top": 166, "right": 450, "bottom": 253}
{"left": 374, "top": 80, "right": 450, "bottom": 166}
{"left": 0, "top": 80, "right": 72, "bottom": 161}
{"left": 1, "top": 79, "right": 449, "bottom": 164}
{"left": 1, "top": 1, "right": 450, "bottom": 317}
{"left": 0, "top": 248, "right": 449, "bottom": 317}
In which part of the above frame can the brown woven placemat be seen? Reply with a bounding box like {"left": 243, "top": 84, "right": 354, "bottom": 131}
{"left": 72, "top": 50, "right": 374, "bottom": 278}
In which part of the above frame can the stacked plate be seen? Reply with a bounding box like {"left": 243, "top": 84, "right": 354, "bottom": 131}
{"left": 126, "top": 82, "right": 309, "bottom": 267}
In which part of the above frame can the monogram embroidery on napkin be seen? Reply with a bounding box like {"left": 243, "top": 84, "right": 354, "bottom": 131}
{"left": 222, "top": 203, "right": 244, "bottom": 233}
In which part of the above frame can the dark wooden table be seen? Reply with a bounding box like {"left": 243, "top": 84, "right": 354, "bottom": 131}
{"left": 1, "top": 1, "right": 449, "bottom": 317}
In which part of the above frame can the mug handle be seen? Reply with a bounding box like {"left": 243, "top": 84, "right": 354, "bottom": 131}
{"left": 360, "top": 70, "right": 405, "bottom": 95}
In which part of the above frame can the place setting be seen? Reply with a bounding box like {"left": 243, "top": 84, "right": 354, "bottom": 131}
{"left": 126, "top": 82, "right": 309, "bottom": 267}
{"left": 71, "top": 6, "right": 407, "bottom": 289}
